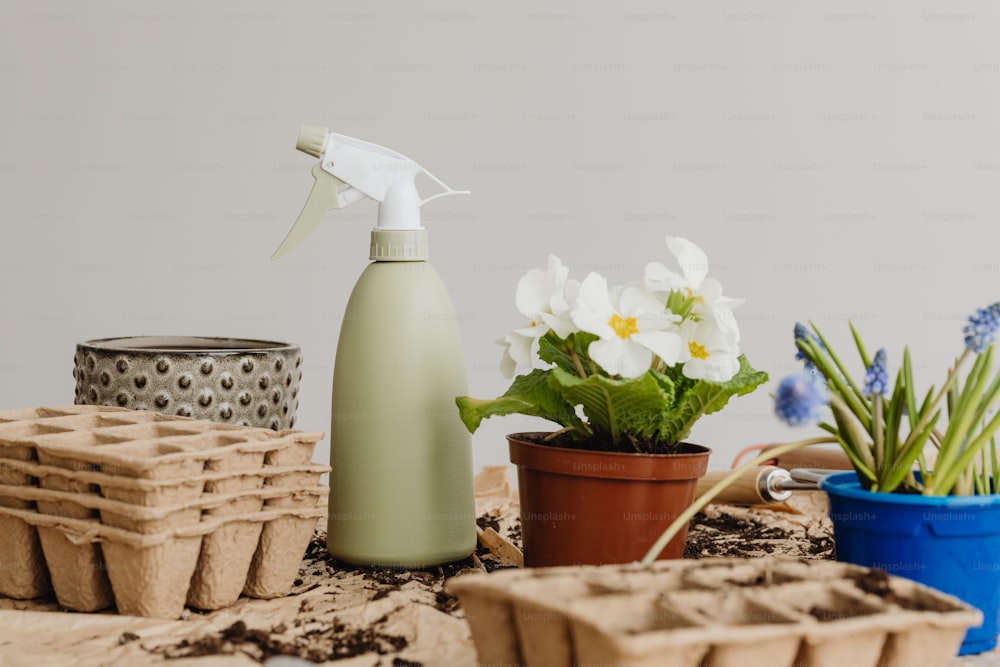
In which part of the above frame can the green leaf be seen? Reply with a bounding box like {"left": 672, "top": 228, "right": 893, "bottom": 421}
{"left": 934, "top": 373, "right": 1000, "bottom": 495}
{"left": 550, "top": 366, "right": 675, "bottom": 451}
{"left": 704, "top": 355, "right": 769, "bottom": 415}
{"left": 903, "top": 347, "right": 918, "bottom": 430}
{"left": 656, "top": 355, "right": 768, "bottom": 445}
{"left": 537, "top": 331, "right": 599, "bottom": 376}
{"left": 829, "top": 393, "right": 875, "bottom": 471}
{"left": 883, "top": 370, "right": 905, "bottom": 470}
{"left": 882, "top": 408, "right": 940, "bottom": 492}
{"left": 850, "top": 321, "right": 873, "bottom": 370}
{"left": 455, "top": 369, "right": 585, "bottom": 434}
{"left": 937, "top": 348, "right": 992, "bottom": 473}
{"left": 806, "top": 323, "right": 871, "bottom": 429}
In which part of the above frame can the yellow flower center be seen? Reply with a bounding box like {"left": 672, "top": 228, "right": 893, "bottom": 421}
{"left": 688, "top": 341, "right": 709, "bottom": 360}
{"left": 609, "top": 313, "right": 639, "bottom": 340}
{"left": 685, "top": 288, "right": 705, "bottom": 305}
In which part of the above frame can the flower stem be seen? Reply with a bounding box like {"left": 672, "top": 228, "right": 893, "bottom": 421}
{"left": 639, "top": 437, "right": 834, "bottom": 566}
{"left": 569, "top": 347, "right": 588, "bottom": 380}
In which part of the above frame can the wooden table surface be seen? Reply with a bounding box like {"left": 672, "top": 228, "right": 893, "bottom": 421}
{"left": 0, "top": 468, "right": 996, "bottom": 666}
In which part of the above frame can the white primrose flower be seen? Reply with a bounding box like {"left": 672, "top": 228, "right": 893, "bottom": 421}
{"left": 515, "top": 254, "right": 579, "bottom": 339}
{"left": 498, "top": 331, "right": 533, "bottom": 379}
{"left": 677, "top": 318, "right": 741, "bottom": 382}
{"left": 571, "top": 273, "right": 682, "bottom": 378}
{"left": 644, "top": 236, "right": 744, "bottom": 342}
{"left": 497, "top": 255, "right": 580, "bottom": 379}
{"left": 692, "top": 279, "right": 742, "bottom": 345}
{"left": 643, "top": 236, "right": 709, "bottom": 293}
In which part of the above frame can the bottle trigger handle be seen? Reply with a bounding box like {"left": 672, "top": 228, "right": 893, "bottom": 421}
{"left": 271, "top": 165, "right": 345, "bottom": 260}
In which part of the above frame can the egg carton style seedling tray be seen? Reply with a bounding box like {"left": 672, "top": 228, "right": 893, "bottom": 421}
{"left": 447, "top": 558, "right": 983, "bottom": 667}
{"left": 0, "top": 406, "right": 329, "bottom": 618}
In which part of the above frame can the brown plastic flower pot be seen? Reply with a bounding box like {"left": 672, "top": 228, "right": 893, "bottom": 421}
{"left": 508, "top": 432, "right": 710, "bottom": 567}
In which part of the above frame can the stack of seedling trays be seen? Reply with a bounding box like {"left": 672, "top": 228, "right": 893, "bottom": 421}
{"left": 0, "top": 405, "right": 328, "bottom": 618}
{"left": 448, "top": 557, "right": 983, "bottom": 667}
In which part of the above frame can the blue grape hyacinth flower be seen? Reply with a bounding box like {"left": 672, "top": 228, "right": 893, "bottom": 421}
{"left": 965, "top": 304, "right": 1000, "bottom": 353}
{"left": 775, "top": 372, "right": 829, "bottom": 427}
{"left": 793, "top": 322, "right": 826, "bottom": 375}
{"left": 793, "top": 323, "right": 817, "bottom": 361}
{"left": 863, "top": 348, "right": 889, "bottom": 397}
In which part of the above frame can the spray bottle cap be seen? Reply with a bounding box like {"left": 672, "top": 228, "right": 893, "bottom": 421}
{"left": 272, "top": 127, "right": 469, "bottom": 261}
{"left": 295, "top": 125, "right": 328, "bottom": 158}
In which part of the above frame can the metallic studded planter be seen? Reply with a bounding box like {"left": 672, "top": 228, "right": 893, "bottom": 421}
{"left": 74, "top": 337, "right": 301, "bottom": 430}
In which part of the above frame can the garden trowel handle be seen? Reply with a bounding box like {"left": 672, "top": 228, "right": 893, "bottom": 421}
{"left": 763, "top": 443, "right": 853, "bottom": 471}
{"left": 696, "top": 466, "right": 793, "bottom": 505}
{"left": 695, "top": 467, "right": 841, "bottom": 505}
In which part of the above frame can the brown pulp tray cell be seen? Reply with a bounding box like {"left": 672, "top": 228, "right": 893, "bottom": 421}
{"left": 0, "top": 405, "right": 324, "bottom": 514}
{"left": 0, "top": 458, "right": 327, "bottom": 508}
{"left": 446, "top": 558, "right": 982, "bottom": 667}
{"left": 0, "top": 495, "right": 326, "bottom": 617}
{"left": 0, "top": 406, "right": 321, "bottom": 478}
{"left": 0, "top": 474, "right": 327, "bottom": 530}
{"left": 0, "top": 406, "right": 327, "bottom": 617}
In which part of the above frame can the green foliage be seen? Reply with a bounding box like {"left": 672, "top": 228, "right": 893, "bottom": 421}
{"left": 456, "top": 331, "right": 768, "bottom": 454}
{"left": 655, "top": 355, "right": 769, "bottom": 445}
{"left": 455, "top": 368, "right": 584, "bottom": 434}
{"left": 549, "top": 366, "right": 674, "bottom": 452}
{"left": 795, "top": 322, "right": 1000, "bottom": 496}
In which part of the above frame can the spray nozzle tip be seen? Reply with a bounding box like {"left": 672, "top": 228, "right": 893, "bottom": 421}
{"left": 296, "top": 125, "right": 329, "bottom": 159}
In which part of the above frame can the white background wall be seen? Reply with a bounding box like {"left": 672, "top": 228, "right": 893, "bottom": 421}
{"left": 1, "top": 1, "right": 998, "bottom": 473}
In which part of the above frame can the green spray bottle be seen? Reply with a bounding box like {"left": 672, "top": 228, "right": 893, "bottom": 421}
{"left": 272, "top": 127, "right": 476, "bottom": 566}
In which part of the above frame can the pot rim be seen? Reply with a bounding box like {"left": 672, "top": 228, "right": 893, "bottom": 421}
{"left": 820, "top": 471, "right": 1000, "bottom": 508}
{"left": 508, "top": 431, "right": 710, "bottom": 481}
{"left": 78, "top": 336, "right": 299, "bottom": 355}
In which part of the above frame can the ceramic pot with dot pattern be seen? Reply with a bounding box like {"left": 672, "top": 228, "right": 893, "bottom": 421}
{"left": 74, "top": 337, "right": 302, "bottom": 430}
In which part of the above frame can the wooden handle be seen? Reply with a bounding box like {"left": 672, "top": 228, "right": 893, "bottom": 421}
{"left": 696, "top": 466, "right": 780, "bottom": 505}
{"left": 765, "top": 445, "right": 853, "bottom": 471}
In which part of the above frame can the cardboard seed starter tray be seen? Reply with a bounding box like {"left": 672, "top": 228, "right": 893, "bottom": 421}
{"left": 0, "top": 405, "right": 328, "bottom": 618}
{"left": 447, "top": 557, "right": 982, "bottom": 667}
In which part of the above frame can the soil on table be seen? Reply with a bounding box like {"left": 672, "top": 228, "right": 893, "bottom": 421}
{"left": 684, "top": 509, "right": 834, "bottom": 560}
{"left": 157, "top": 617, "right": 411, "bottom": 663}
{"left": 152, "top": 517, "right": 517, "bottom": 663}
{"left": 4, "top": 468, "right": 994, "bottom": 666}
{"left": 152, "top": 495, "right": 836, "bottom": 664}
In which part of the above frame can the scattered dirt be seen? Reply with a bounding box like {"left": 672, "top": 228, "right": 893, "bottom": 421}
{"left": 854, "top": 568, "right": 891, "bottom": 597}
{"left": 159, "top": 617, "right": 411, "bottom": 662}
{"left": 392, "top": 659, "right": 424, "bottom": 667}
{"left": 475, "top": 513, "right": 500, "bottom": 533}
{"left": 0, "top": 468, "right": 874, "bottom": 665}
{"left": 851, "top": 568, "right": 941, "bottom": 611}
{"left": 150, "top": 495, "right": 837, "bottom": 664}
{"left": 684, "top": 508, "right": 834, "bottom": 560}
{"left": 152, "top": 515, "right": 509, "bottom": 664}
{"left": 507, "top": 522, "right": 522, "bottom": 545}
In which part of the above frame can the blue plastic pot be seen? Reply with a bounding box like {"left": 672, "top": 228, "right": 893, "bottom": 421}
{"left": 820, "top": 472, "right": 1000, "bottom": 655}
